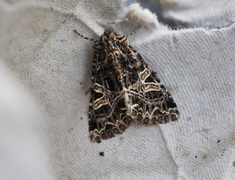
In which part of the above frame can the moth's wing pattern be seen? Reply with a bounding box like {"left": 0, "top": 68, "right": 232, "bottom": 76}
{"left": 88, "top": 44, "right": 132, "bottom": 143}
{"left": 124, "top": 45, "right": 179, "bottom": 124}
{"left": 88, "top": 30, "right": 179, "bottom": 143}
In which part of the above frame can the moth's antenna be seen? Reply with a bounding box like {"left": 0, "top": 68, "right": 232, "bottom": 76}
{"left": 73, "top": 29, "right": 97, "bottom": 42}
{"left": 127, "top": 26, "right": 141, "bottom": 37}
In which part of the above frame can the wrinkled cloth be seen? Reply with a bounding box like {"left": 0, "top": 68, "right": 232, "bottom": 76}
{"left": 0, "top": 0, "right": 234, "bottom": 179}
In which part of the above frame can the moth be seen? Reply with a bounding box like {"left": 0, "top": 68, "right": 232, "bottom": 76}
{"left": 74, "top": 29, "right": 179, "bottom": 143}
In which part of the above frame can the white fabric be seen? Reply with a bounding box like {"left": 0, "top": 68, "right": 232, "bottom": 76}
{"left": 162, "top": 0, "right": 235, "bottom": 28}
{"left": 0, "top": 0, "right": 234, "bottom": 179}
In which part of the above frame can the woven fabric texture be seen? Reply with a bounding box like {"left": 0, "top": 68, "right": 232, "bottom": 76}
{"left": 0, "top": 0, "right": 234, "bottom": 179}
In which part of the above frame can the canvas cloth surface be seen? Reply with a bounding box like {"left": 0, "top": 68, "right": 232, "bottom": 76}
{"left": 0, "top": 0, "right": 234, "bottom": 179}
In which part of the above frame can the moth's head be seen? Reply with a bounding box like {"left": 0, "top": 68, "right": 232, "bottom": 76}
{"left": 101, "top": 29, "right": 115, "bottom": 42}
{"left": 100, "top": 29, "right": 126, "bottom": 45}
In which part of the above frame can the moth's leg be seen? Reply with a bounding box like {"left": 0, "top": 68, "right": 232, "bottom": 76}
{"left": 85, "top": 87, "right": 92, "bottom": 95}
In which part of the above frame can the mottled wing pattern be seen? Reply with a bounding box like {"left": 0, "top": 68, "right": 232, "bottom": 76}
{"left": 88, "top": 33, "right": 132, "bottom": 143}
{"left": 88, "top": 30, "right": 179, "bottom": 143}
{"left": 123, "top": 48, "right": 179, "bottom": 124}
